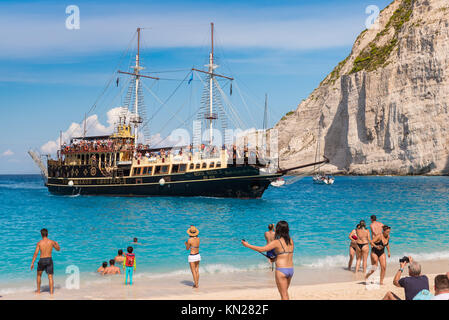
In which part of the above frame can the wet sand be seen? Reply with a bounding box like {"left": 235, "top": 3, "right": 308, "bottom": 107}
{"left": 1, "top": 259, "right": 447, "bottom": 300}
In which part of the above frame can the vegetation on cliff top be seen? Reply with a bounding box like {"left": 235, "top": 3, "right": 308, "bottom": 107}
{"left": 350, "top": 0, "right": 414, "bottom": 74}
{"left": 281, "top": 111, "right": 295, "bottom": 121}
{"left": 322, "top": 0, "right": 414, "bottom": 85}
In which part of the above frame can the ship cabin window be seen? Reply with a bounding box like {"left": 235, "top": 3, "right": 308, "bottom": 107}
{"left": 155, "top": 166, "right": 161, "bottom": 175}
{"left": 101, "top": 154, "right": 105, "bottom": 163}
{"left": 142, "top": 167, "right": 149, "bottom": 175}
{"left": 195, "top": 163, "right": 200, "bottom": 170}
{"left": 209, "top": 162, "right": 215, "bottom": 168}
{"left": 171, "top": 164, "right": 186, "bottom": 174}
{"left": 161, "top": 165, "right": 169, "bottom": 174}
{"left": 216, "top": 161, "right": 221, "bottom": 168}
{"left": 133, "top": 167, "right": 139, "bottom": 176}
{"left": 201, "top": 163, "right": 207, "bottom": 169}
{"left": 189, "top": 163, "right": 194, "bottom": 170}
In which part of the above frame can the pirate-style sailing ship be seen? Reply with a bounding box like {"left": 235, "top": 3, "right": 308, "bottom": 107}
{"left": 29, "top": 24, "right": 327, "bottom": 198}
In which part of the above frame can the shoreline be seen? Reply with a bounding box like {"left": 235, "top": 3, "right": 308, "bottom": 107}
{"left": 2, "top": 173, "right": 449, "bottom": 177}
{"left": 1, "top": 259, "right": 447, "bottom": 300}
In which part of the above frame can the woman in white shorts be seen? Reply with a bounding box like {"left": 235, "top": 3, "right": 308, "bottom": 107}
{"left": 185, "top": 225, "right": 201, "bottom": 288}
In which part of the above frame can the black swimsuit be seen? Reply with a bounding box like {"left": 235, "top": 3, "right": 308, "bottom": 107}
{"left": 357, "top": 243, "right": 368, "bottom": 250}
{"left": 372, "top": 239, "right": 389, "bottom": 257}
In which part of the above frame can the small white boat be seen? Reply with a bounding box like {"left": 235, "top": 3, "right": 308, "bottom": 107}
{"left": 313, "top": 174, "right": 334, "bottom": 185}
{"left": 271, "top": 178, "right": 285, "bottom": 187}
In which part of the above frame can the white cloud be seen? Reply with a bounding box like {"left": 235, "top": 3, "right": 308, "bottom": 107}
{"left": 40, "top": 106, "right": 187, "bottom": 155}
{"left": 2, "top": 149, "right": 14, "bottom": 156}
{"left": 40, "top": 106, "right": 131, "bottom": 155}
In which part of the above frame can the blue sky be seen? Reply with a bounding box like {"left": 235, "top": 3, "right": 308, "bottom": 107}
{"left": 0, "top": 0, "right": 391, "bottom": 174}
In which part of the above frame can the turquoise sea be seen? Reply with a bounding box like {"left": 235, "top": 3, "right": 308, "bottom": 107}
{"left": 1, "top": 174, "right": 449, "bottom": 292}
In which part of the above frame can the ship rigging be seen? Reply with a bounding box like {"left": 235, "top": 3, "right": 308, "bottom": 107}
{"left": 29, "top": 23, "right": 328, "bottom": 198}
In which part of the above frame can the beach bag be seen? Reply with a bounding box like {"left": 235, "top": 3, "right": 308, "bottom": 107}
{"left": 413, "top": 289, "right": 433, "bottom": 300}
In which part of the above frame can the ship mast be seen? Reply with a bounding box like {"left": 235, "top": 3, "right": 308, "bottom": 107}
{"left": 118, "top": 28, "right": 159, "bottom": 150}
{"left": 133, "top": 28, "right": 143, "bottom": 150}
{"left": 191, "top": 23, "right": 234, "bottom": 146}
{"left": 208, "top": 22, "right": 215, "bottom": 145}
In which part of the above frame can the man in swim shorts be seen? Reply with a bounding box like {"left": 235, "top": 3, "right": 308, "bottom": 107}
{"left": 30, "top": 228, "right": 60, "bottom": 295}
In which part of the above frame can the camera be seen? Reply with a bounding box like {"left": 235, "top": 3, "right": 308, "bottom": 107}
{"left": 399, "top": 256, "right": 410, "bottom": 263}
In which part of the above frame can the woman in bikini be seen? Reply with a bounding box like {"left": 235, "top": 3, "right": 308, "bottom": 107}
{"left": 185, "top": 225, "right": 201, "bottom": 288}
{"left": 355, "top": 220, "right": 371, "bottom": 274}
{"left": 366, "top": 225, "right": 391, "bottom": 285}
{"left": 242, "top": 220, "right": 294, "bottom": 300}
{"left": 347, "top": 227, "right": 358, "bottom": 270}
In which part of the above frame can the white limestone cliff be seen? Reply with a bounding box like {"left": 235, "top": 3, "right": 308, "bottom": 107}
{"left": 276, "top": 0, "right": 449, "bottom": 175}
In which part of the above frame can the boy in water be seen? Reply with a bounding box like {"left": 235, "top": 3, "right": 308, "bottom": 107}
{"left": 123, "top": 246, "right": 136, "bottom": 285}
{"left": 30, "top": 228, "right": 60, "bottom": 295}
{"left": 97, "top": 261, "right": 108, "bottom": 274}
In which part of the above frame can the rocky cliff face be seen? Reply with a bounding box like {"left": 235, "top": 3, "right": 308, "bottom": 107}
{"left": 276, "top": 0, "right": 449, "bottom": 175}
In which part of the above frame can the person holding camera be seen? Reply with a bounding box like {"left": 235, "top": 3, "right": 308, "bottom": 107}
{"left": 382, "top": 256, "right": 429, "bottom": 300}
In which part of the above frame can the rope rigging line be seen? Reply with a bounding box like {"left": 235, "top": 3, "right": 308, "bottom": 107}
{"left": 141, "top": 80, "right": 190, "bottom": 128}
{"left": 150, "top": 104, "right": 204, "bottom": 148}
{"left": 212, "top": 78, "right": 246, "bottom": 130}
{"left": 85, "top": 32, "right": 137, "bottom": 117}
{"left": 83, "top": 77, "right": 132, "bottom": 136}
{"left": 233, "top": 80, "right": 258, "bottom": 129}
{"left": 139, "top": 70, "right": 193, "bottom": 131}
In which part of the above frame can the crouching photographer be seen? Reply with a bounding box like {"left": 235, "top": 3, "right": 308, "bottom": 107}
{"left": 382, "top": 256, "right": 429, "bottom": 300}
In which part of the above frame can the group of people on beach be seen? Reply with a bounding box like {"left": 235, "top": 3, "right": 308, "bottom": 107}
{"left": 30, "top": 218, "right": 448, "bottom": 300}
{"left": 347, "top": 214, "right": 449, "bottom": 300}
{"left": 30, "top": 222, "right": 295, "bottom": 300}
{"left": 347, "top": 215, "right": 391, "bottom": 284}
{"left": 97, "top": 238, "right": 139, "bottom": 285}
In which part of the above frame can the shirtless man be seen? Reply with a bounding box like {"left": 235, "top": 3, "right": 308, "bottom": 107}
{"left": 97, "top": 261, "right": 107, "bottom": 274}
{"left": 103, "top": 259, "right": 121, "bottom": 275}
{"left": 115, "top": 249, "right": 125, "bottom": 264}
{"left": 370, "top": 215, "right": 384, "bottom": 237}
{"left": 30, "top": 228, "right": 60, "bottom": 295}
{"left": 369, "top": 215, "right": 384, "bottom": 264}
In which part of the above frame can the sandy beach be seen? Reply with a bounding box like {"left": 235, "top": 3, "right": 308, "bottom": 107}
{"left": 1, "top": 259, "right": 447, "bottom": 300}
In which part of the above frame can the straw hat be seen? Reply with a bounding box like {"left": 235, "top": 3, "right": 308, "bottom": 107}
{"left": 187, "top": 225, "right": 199, "bottom": 237}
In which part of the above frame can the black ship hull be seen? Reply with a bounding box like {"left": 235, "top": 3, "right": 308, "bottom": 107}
{"left": 46, "top": 165, "right": 281, "bottom": 199}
